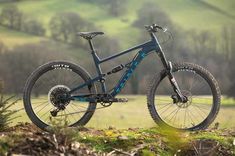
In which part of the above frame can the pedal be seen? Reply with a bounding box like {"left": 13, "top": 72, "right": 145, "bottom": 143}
{"left": 116, "top": 98, "right": 128, "bottom": 102}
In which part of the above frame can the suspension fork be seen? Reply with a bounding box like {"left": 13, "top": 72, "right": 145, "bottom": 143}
{"left": 157, "top": 50, "right": 186, "bottom": 102}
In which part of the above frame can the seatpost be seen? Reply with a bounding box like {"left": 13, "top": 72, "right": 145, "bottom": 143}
{"left": 88, "top": 39, "right": 95, "bottom": 52}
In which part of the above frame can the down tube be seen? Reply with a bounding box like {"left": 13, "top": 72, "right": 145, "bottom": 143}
{"left": 111, "top": 51, "right": 147, "bottom": 97}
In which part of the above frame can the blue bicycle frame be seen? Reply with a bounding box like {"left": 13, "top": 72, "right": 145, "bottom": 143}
{"left": 70, "top": 32, "right": 183, "bottom": 102}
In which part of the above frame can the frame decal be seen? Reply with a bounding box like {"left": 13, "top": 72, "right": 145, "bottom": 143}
{"left": 70, "top": 33, "right": 161, "bottom": 99}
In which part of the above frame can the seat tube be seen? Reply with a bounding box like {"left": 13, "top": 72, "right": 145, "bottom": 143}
{"left": 88, "top": 39, "right": 107, "bottom": 93}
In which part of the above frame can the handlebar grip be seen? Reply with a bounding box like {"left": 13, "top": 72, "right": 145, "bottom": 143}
{"left": 153, "top": 24, "right": 163, "bottom": 30}
{"left": 145, "top": 24, "right": 164, "bottom": 32}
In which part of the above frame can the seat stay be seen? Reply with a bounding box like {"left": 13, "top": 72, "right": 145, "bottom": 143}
{"left": 68, "top": 74, "right": 103, "bottom": 94}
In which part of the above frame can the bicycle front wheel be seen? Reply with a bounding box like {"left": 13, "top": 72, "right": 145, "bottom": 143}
{"left": 147, "top": 62, "right": 220, "bottom": 130}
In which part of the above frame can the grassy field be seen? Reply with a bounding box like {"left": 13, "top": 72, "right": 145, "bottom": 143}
{"left": 0, "top": 0, "right": 234, "bottom": 48}
{"left": 10, "top": 95, "right": 235, "bottom": 129}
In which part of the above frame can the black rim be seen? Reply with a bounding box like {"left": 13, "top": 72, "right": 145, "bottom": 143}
{"left": 154, "top": 67, "right": 215, "bottom": 129}
{"left": 27, "top": 64, "right": 93, "bottom": 127}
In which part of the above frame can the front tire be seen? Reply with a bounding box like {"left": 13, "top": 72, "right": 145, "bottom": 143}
{"left": 23, "top": 61, "right": 97, "bottom": 130}
{"left": 147, "top": 62, "right": 220, "bottom": 131}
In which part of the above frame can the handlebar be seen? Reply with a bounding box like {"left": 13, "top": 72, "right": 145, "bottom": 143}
{"left": 145, "top": 24, "right": 173, "bottom": 45}
{"left": 145, "top": 24, "right": 167, "bottom": 33}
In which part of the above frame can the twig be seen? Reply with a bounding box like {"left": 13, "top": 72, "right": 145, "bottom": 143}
{"left": 130, "top": 143, "right": 147, "bottom": 155}
{"left": 52, "top": 134, "right": 59, "bottom": 149}
{"left": 107, "top": 150, "right": 116, "bottom": 156}
{"left": 203, "top": 141, "right": 220, "bottom": 155}
{"left": 112, "top": 148, "right": 132, "bottom": 156}
{"left": 192, "top": 143, "right": 199, "bottom": 155}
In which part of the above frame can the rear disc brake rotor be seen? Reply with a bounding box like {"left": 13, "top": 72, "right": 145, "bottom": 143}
{"left": 48, "top": 85, "right": 71, "bottom": 108}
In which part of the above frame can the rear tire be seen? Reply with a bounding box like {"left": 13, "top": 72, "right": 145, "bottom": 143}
{"left": 147, "top": 62, "right": 220, "bottom": 131}
{"left": 23, "top": 61, "right": 97, "bottom": 130}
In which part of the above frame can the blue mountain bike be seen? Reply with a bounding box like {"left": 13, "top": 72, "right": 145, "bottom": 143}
{"left": 23, "top": 24, "right": 221, "bottom": 131}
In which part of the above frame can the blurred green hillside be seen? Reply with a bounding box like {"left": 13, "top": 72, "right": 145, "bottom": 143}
{"left": 0, "top": 0, "right": 234, "bottom": 48}
{"left": 0, "top": 0, "right": 234, "bottom": 96}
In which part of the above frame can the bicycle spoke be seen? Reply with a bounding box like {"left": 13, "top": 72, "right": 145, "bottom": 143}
{"left": 70, "top": 104, "right": 82, "bottom": 118}
{"left": 191, "top": 104, "right": 208, "bottom": 115}
{"left": 36, "top": 103, "right": 49, "bottom": 114}
{"left": 65, "top": 109, "right": 77, "bottom": 124}
{"left": 32, "top": 100, "right": 48, "bottom": 104}
{"left": 171, "top": 108, "right": 180, "bottom": 124}
{"left": 186, "top": 108, "right": 195, "bottom": 126}
{"left": 26, "top": 64, "right": 96, "bottom": 128}
{"left": 188, "top": 108, "right": 200, "bottom": 124}
{"left": 159, "top": 104, "right": 175, "bottom": 114}
{"left": 40, "top": 108, "right": 53, "bottom": 120}
{"left": 70, "top": 102, "right": 88, "bottom": 109}
{"left": 33, "top": 101, "right": 48, "bottom": 110}
{"left": 153, "top": 65, "right": 217, "bottom": 130}
{"left": 155, "top": 98, "right": 172, "bottom": 102}
{"left": 192, "top": 103, "right": 212, "bottom": 109}
{"left": 189, "top": 72, "right": 196, "bottom": 91}
{"left": 165, "top": 107, "right": 180, "bottom": 123}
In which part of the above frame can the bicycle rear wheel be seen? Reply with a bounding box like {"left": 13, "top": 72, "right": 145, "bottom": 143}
{"left": 147, "top": 62, "right": 220, "bottom": 130}
{"left": 23, "top": 61, "right": 97, "bottom": 130}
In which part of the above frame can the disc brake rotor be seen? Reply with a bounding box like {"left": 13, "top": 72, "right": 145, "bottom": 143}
{"left": 175, "top": 90, "right": 192, "bottom": 108}
{"left": 48, "top": 85, "right": 71, "bottom": 108}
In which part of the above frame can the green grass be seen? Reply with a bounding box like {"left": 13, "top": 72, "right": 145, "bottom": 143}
{"left": 0, "top": 26, "right": 43, "bottom": 47}
{"left": 10, "top": 95, "right": 235, "bottom": 129}
{"left": 221, "top": 96, "right": 235, "bottom": 106}
{"left": 154, "top": 0, "right": 235, "bottom": 31}
{"left": 203, "top": 0, "right": 235, "bottom": 16}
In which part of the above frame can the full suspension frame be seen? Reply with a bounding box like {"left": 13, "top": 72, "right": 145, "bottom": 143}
{"left": 69, "top": 32, "right": 185, "bottom": 103}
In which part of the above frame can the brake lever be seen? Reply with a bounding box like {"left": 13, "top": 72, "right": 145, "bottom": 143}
{"left": 153, "top": 24, "right": 163, "bottom": 30}
{"left": 163, "top": 28, "right": 168, "bottom": 32}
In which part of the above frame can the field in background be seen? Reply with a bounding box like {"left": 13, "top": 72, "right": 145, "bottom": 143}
{"left": 11, "top": 95, "right": 235, "bottom": 129}
{"left": 0, "top": 0, "right": 234, "bottom": 47}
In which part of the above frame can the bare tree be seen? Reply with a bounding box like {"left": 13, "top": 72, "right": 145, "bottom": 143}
{"left": 133, "top": 2, "right": 172, "bottom": 29}
{"left": 0, "top": 42, "right": 67, "bottom": 93}
{"left": 49, "top": 12, "right": 93, "bottom": 46}
{"left": 225, "top": 26, "right": 235, "bottom": 97}
{"left": 221, "top": 26, "right": 233, "bottom": 61}
{"left": 108, "top": 0, "right": 126, "bottom": 17}
{"left": 22, "top": 18, "right": 45, "bottom": 36}
{"left": 189, "top": 30, "right": 217, "bottom": 54}
{"left": 0, "top": 41, "right": 6, "bottom": 53}
{"left": 0, "top": 4, "right": 23, "bottom": 30}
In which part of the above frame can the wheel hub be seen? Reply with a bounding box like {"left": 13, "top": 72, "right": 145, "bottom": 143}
{"left": 173, "top": 90, "right": 192, "bottom": 108}
{"left": 48, "top": 85, "right": 71, "bottom": 109}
